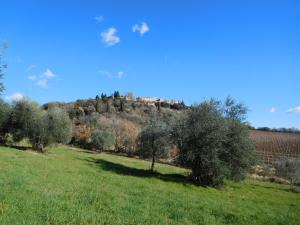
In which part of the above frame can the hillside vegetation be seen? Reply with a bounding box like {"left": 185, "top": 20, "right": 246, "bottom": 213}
{"left": 0, "top": 146, "right": 299, "bottom": 225}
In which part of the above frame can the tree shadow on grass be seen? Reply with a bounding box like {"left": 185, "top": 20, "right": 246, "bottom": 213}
{"left": 247, "top": 182, "right": 300, "bottom": 193}
{"left": 84, "top": 157, "right": 196, "bottom": 186}
{"left": 1, "top": 144, "right": 30, "bottom": 151}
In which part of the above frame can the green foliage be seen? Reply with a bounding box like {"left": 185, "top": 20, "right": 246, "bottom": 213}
{"left": 276, "top": 159, "right": 300, "bottom": 188}
{"left": 177, "top": 98, "right": 255, "bottom": 186}
{"left": 0, "top": 100, "right": 11, "bottom": 141}
{"left": 8, "top": 100, "right": 41, "bottom": 143}
{"left": 8, "top": 100, "right": 72, "bottom": 152}
{"left": 179, "top": 100, "right": 227, "bottom": 186}
{"left": 222, "top": 97, "right": 256, "bottom": 181}
{"left": 91, "top": 128, "right": 116, "bottom": 151}
{"left": 113, "top": 90, "right": 121, "bottom": 99}
{"left": 138, "top": 113, "right": 170, "bottom": 171}
{"left": 43, "top": 108, "right": 73, "bottom": 145}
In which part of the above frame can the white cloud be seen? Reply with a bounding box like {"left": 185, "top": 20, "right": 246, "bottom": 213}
{"left": 117, "top": 71, "right": 124, "bottom": 78}
{"left": 101, "top": 27, "right": 120, "bottom": 46}
{"left": 269, "top": 107, "right": 276, "bottom": 113}
{"left": 286, "top": 106, "right": 300, "bottom": 113}
{"left": 5, "top": 92, "right": 24, "bottom": 102}
{"left": 132, "top": 22, "right": 150, "bottom": 36}
{"left": 43, "top": 69, "right": 55, "bottom": 78}
{"left": 98, "top": 70, "right": 112, "bottom": 78}
{"left": 36, "top": 79, "right": 48, "bottom": 88}
{"left": 98, "top": 70, "right": 125, "bottom": 79}
{"left": 27, "top": 64, "right": 36, "bottom": 71}
{"left": 28, "top": 75, "right": 37, "bottom": 81}
{"left": 95, "top": 16, "right": 104, "bottom": 23}
{"left": 28, "top": 68, "right": 56, "bottom": 88}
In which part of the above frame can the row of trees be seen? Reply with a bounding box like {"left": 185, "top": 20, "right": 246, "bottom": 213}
{"left": 0, "top": 100, "right": 72, "bottom": 152}
{"left": 139, "top": 97, "right": 255, "bottom": 187}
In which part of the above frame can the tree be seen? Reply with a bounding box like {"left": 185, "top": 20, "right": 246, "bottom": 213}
{"left": 178, "top": 98, "right": 255, "bottom": 187}
{"left": 43, "top": 108, "right": 73, "bottom": 145}
{"left": 179, "top": 100, "right": 227, "bottom": 186}
{"left": 113, "top": 91, "right": 121, "bottom": 99}
{"left": 138, "top": 114, "right": 170, "bottom": 171}
{"left": 221, "top": 97, "right": 255, "bottom": 181}
{"left": 8, "top": 99, "right": 41, "bottom": 142}
{"left": 9, "top": 100, "right": 72, "bottom": 152}
{"left": 0, "top": 100, "right": 11, "bottom": 142}
{"left": 91, "top": 128, "right": 115, "bottom": 151}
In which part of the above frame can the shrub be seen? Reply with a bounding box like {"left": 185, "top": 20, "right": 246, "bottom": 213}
{"left": 91, "top": 129, "right": 115, "bottom": 151}
{"left": 275, "top": 159, "right": 300, "bottom": 188}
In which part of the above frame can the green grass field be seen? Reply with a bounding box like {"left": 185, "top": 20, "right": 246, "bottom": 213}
{"left": 0, "top": 146, "right": 299, "bottom": 225}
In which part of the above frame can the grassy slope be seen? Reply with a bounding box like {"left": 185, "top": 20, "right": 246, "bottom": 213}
{"left": 0, "top": 146, "right": 299, "bottom": 225}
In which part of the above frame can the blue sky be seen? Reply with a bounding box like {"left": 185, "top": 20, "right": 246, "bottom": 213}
{"left": 0, "top": 0, "right": 300, "bottom": 128}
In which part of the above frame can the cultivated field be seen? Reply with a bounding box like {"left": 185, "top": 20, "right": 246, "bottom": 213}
{"left": 0, "top": 146, "right": 299, "bottom": 225}
{"left": 250, "top": 130, "right": 300, "bottom": 165}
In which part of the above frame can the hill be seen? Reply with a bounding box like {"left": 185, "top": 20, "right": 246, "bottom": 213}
{"left": 0, "top": 146, "right": 299, "bottom": 225}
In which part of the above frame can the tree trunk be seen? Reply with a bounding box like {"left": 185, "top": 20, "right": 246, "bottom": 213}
{"left": 151, "top": 150, "right": 155, "bottom": 171}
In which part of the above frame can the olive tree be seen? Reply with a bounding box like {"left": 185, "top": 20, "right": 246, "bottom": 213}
{"left": 9, "top": 100, "right": 72, "bottom": 152}
{"left": 0, "top": 100, "right": 11, "bottom": 142}
{"left": 221, "top": 97, "right": 255, "bottom": 181}
{"left": 177, "top": 98, "right": 255, "bottom": 187}
{"left": 91, "top": 128, "right": 115, "bottom": 151}
{"left": 138, "top": 114, "right": 170, "bottom": 171}
{"left": 179, "top": 100, "right": 227, "bottom": 186}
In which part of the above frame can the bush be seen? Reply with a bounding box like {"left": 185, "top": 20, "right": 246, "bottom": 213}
{"left": 276, "top": 159, "right": 300, "bottom": 188}
{"left": 91, "top": 129, "right": 115, "bottom": 151}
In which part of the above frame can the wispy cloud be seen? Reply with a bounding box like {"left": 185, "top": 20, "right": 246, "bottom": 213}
{"left": 27, "top": 64, "right": 36, "bottom": 71}
{"left": 286, "top": 106, "right": 300, "bottom": 113}
{"left": 269, "top": 107, "right": 276, "bottom": 113}
{"left": 28, "top": 75, "right": 37, "bottom": 81}
{"left": 117, "top": 71, "right": 124, "bottom": 78}
{"left": 95, "top": 16, "right": 104, "bottom": 23}
{"left": 43, "top": 68, "right": 56, "bottom": 78}
{"left": 101, "top": 27, "right": 120, "bottom": 46}
{"left": 5, "top": 92, "right": 24, "bottom": 102}
{"left": 98, "top": 70, "right": 125, "bottom": 79}
{"left": 132, "top": 22, "right": 150, "bottom": 36}
{"left": 36, "top": 79, "right": 48, "bottom": 88}
{"left": 28, "top": 68, "right": 56, "bottom": 88}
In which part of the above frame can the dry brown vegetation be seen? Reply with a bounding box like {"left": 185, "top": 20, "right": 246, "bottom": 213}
{"left": 250, "top": 130, "right": 300, "bottom": 165}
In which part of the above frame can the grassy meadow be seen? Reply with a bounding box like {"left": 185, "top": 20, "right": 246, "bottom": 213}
{"left": 0, "top": 146, "right": 299, "bottom": 225}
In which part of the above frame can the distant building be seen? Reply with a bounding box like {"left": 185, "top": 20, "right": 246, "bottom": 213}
{"left": 137, "top": 97, "right": 179, "bottom": 105}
